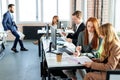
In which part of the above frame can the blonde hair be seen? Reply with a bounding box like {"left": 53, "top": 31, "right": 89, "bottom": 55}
{"left": 99, "top": 23, "right": 119, "bottom": 61}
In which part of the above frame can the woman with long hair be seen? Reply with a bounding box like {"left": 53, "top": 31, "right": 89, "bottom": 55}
{"left": 33, "top": 15, "right": 59, "bottom": 44}
{"left": 51, "top": 15, "right": 59, "bottom": 26}
{"left": 84, "top": 23, "right": 120, "bottom": 80}
{"left": 63, "top": 17, "right": 102, "bottom": 80}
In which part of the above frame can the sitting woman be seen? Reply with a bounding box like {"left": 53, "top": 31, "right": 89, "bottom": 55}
{"left": 63, "top": 17, "right": 102, "bottom": 80}
{"left": 33, "top": 15, "right": 59, "bottom": 44}
{"left": 84, "top": 23, "right": 120, "bottom": 80}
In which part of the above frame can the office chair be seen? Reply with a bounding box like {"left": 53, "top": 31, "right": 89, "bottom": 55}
{"left": 106, "top": 70, "right": 120, "bottom": 80}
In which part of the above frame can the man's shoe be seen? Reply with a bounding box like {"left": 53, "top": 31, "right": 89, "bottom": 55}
{"left": 11, "top": 48, "right": 19, "bottom": 53}
{"left": 20, "top": 48, "right": 28, "bottom": 51}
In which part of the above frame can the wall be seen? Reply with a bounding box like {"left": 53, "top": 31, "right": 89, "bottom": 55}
{"left": 76, "top": 0, "right": 110, "bottom": 24}
{"left": 0, "top": 23, "right": 46, "bottom": 41}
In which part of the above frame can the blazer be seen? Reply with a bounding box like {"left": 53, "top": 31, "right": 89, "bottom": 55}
{"left": 67, "top": 22, "right": 85, "bottom": 46}
{"left": 90, "top": 41, "right": 120, "bottom": 80}
{"left": 77, "top": 31, "right": 102, "bottom": 56}
{"left": 2, "top": 11, "right": 17, "bottom": 32}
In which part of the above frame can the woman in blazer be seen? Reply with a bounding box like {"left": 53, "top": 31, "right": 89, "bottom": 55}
{"left": 84, "top": 23, "right": 120, "bottom": 80}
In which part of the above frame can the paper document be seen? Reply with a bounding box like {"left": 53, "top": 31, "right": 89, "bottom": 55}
{"left": 17, "top": 31, "right": 25, "bottom": 40}
{"left": 66, "top": 56, "right": 92, "bottom": 64}
{"left": 76, "top": 56, "right": 93, "bottom": 64}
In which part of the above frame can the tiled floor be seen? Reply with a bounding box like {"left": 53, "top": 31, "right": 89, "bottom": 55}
{"left": 0, "top": 41, "right": 40, "bottom": 80}
{"left": 0, "top": 41, "right": 83, "bottom": 80}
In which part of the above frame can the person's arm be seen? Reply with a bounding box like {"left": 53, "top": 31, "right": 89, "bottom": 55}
{"left": 72, "top": 38, "right": 78, "bottom": 46}
{"left": 13, "top": 21, "right": 18, "bottom": 30}
{"left": 67, "top": 33, "right": 74, "bottom": 38}
{"left": 2, "top": 14, "right": 8, "bottom": 31}
{"left": 90, "top": 44, "right": 120, "bottom": 71}
{"left": 77, "top": 32, "right": 83, "bottom": 46}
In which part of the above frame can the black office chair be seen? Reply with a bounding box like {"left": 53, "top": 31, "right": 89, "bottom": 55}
{"left": 106, "top": 70, "right": 120, "bottom": 80}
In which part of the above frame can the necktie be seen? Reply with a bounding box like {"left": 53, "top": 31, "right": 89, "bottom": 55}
{"left": 74, "top": 25, "right": 77, "bottom": 32}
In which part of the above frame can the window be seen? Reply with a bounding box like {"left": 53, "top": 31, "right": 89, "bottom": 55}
{"left": 58, "top": 0, "right": 70, "bottom": 21}
{"left": 0, "top": 0, "right": 7, "bottom": 22}
{"left": 43, "top": 0, "right": 57, "bottom": 22}
{"left": 1, "top": 0, "right": 71, "bottom": 23}
{"left": 115, "top": 0, "right": 120, "bottom": 32}
{"left": 1, "top": 0, "right": 7, "bottom": 16}
{"left": 38, "top": 0, "right": 41, "bottom": 21}
{"left": 19, "top": 0, "right": 36, "bottom": 21}
{"left": 8, "top": 0, "right": 15, "bottom": 4}
{"left": 0, "top": 1, "right": 2, "bottom": 22}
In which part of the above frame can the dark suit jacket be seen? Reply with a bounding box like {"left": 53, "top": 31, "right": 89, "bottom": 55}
{"left": 2, "top": 11, "right": 17, "bottom": 32}
{"left": 67, "top": 22, "right": 85, "bottom": 46}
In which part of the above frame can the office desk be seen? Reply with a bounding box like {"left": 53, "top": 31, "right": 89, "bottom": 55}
{"left": 37, "top": 29, "right": 74, "bottom": 57}
{"left": 41, "top": 37, "right": 87, "bottom": 80}
{"left": 37, "top": 29, "right": 74, "bottom": 34}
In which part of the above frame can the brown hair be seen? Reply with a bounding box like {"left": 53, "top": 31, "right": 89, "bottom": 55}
{"left": 72, "top": 11, "right": 82, "bottom": 19}
{"left": 52, "top": 16, "right": 59, "bottom": 26}
{"left": 84, "top": 17, "right": 100, "bottom": 50}
{"left": 8, "top": 4, "right": 15, "bottom": 9}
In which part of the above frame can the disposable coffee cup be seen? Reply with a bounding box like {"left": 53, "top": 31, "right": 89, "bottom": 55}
{"left": 56, "top": 53, "right": 62, "bottom": 62}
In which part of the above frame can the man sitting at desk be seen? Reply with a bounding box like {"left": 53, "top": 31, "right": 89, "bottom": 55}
{"left": 62, "top": 10, "right": 85, "bottom": 46}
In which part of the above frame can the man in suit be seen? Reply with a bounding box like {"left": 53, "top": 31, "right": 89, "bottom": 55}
{"left": 2, "top": 4, "right": 28, "bottom": 53}
{"left": 62, "top": 11, "right": 85, "bottom": 46}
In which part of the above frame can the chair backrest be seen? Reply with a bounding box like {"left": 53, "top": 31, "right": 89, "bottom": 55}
{"left": 106, "top": 70, "right": 120, "bottom": 80}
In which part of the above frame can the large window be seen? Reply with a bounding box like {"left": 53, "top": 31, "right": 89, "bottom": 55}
{"left": 19, "top": 0, "right": 36, "bottom": 21}
{"left": 43, "top": 0, "right": 57, "bottom": 22}
{"left": 0, "top": 0, "right": 71, "bottom": 23}
{"left": 0, "top": 0, "right": 7, "bottom": 22}
{"left": 58, "top": 0, "right": 70, "bottom": 21}
{"left": 0, "top": 2, "right": 2, "bottom": 22}
{"left": 1, "top": 0, "right": 7, "bottom": 17}
{"left": 38, "top": 0, "right": 41, "bottom": 21}
{"left": 115, "top": 0, "right": 120, "bottom": 32}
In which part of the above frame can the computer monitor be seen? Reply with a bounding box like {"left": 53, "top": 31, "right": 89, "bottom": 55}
{"left": 51, "top": 26, "right": 57, "bottom": 50}
{"left": 106, "top": 70, "right": 120, "bottom": 80}
{"left": 58, "top": 21, "right": 69, "bottom": 30}
{"left": 45, "top": 24, "right": 49, "bottom": 39}
{"left": 57, "top": 21, "right": 61, "bottom": 29}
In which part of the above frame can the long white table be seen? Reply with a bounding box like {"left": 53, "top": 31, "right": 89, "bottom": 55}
{"left": 40, "top": 37, "right": 87, "bottom": 80}
{"left": 37, "top": 29, "right": 74, "bottom": 34}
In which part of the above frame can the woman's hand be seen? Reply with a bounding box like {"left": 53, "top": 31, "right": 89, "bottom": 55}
{"left": 62, "top": 32, "right": 66, "bottom": 36}
{"left": 73, "top": 46, "right": 82, "bottom": 57}
{"left": 73, "top": 51, "right": 80, "bottom": 57}
{"left": 76, "top": 46, "right": 82, "bottom": 52}
{"left": 66, "top": 38, "right": 72, "bottom": 43}
{"left": 84, "top": 62, "right": 92, "bottom": 68}
{"left": 92, "top": 58, "right": 100, "bottom": 62}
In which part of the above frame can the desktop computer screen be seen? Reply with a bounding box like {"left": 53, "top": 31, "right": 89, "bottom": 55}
{"left": 45, "top": 24, "right": 49, "bottom": 39}
{"left": 57, "top": 21, "right": 69, "bottom": 29}
{"left": 51, "top": 26, "right": 57, "bottom": 50}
